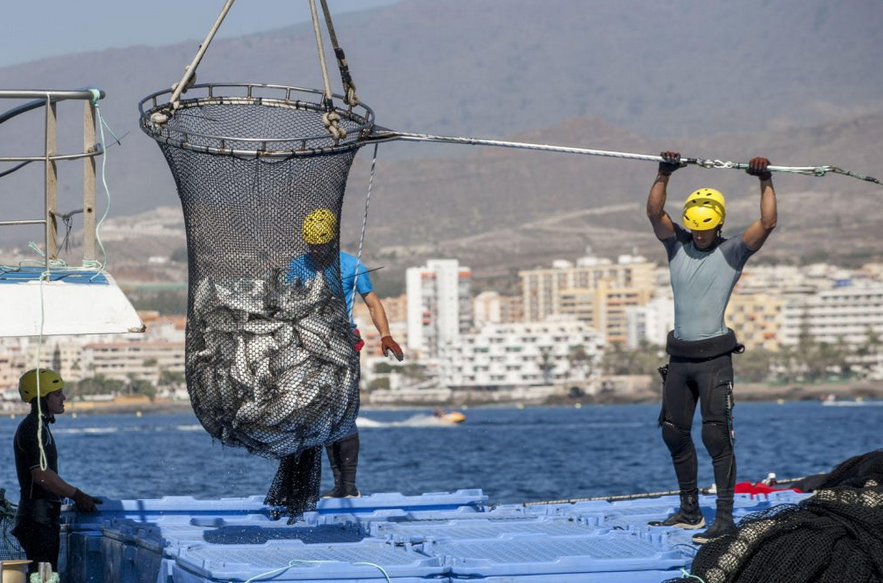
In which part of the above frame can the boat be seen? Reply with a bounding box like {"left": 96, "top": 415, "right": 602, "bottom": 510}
{"left": 820, "top": 394, "right": 883, "bottom": 407}
{"left": 433, "top": 408, "right": 466, "bottom": 424}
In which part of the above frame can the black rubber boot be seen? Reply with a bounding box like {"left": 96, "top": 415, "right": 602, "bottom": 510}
{"left": 337, "top": 433, "right": 361, "bottom": 498}
{"left": 692, "top": 496, "right": 736, "bottom": 544}
{"left": 322, "top": 433, "right": 361, "bottom": 498}
{"left": 321, "top": 441, "right": 343, "bottom": 498}
{"left": 648, "top": 489, "right": 705, "bottom": 529}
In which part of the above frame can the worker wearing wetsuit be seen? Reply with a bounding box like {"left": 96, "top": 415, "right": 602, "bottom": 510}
{"left": 12, "top": 369, "right": 101, "bottom": 574}
{"left": 646, "top": 152, "right": 777, "bottom": 543}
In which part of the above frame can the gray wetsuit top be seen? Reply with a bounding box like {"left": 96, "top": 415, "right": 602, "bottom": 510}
{"left": 663, "top": 223, "right": 755, "bottom": 341}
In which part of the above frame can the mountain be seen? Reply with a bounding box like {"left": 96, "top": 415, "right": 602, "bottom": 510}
{"left": 0, "top": 0, "right": 881, "bottom": 289}
{"left": 25, "top": 109, "right": 881, "bottom": 299}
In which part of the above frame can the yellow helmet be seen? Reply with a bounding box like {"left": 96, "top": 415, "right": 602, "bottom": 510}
{"left": 302, "top": 209, "right": 337, "bottom": 245}
{"left": 683, "top": 188, "right": 726, "bottom": 231}
{"left": 19, "top": 368, "right": 64, "bottom": 403}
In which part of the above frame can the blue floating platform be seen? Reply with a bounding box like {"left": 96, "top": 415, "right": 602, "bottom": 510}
{"left": 60, "top": 490, "right": 811, "bottom": 583}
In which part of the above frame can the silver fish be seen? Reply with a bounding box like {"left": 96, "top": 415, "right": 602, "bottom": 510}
{"left": 242, "top": 319, "right": 284, "bottom": 335}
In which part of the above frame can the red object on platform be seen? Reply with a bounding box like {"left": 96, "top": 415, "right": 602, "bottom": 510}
{"left": 734, "top": 481, "right": 803, "bottom": 495}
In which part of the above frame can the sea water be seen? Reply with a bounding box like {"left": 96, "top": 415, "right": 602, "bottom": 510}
{"left": 0, "top": 401, "right": 880, "bottom": 505}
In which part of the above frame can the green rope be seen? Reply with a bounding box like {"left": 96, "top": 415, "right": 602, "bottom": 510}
{"left": 680, "top": 569, "right": 707, "bottom": 582}
{"left": 87, "top": 93, "right": 116, "bottom": 279}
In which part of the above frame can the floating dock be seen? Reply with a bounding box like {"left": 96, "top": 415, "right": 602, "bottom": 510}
{"left": 60, "top": 488, "right": 809, "bottom": 582}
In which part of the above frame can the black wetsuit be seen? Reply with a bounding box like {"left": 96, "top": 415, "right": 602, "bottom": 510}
{"left": 659, "top": 224, "right": 754, "bottom": 505}
{"left": 12, "top": 410, "right": 61, "bottom": 572}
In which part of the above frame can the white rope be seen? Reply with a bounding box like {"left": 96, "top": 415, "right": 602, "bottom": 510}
{"left": 348, "top": 144, "right": 379, "bottom": 323}
{"left": 371, "top": 131, "right": 881, "bottom": 185}
{"left": 242, "top": 559, "right": 391, "bottom": 583}
{"left": 308, "top": 0, "right": 347, "bottom": 142}
{"left": 308, "top": 0, "right": 334, "bottom": 102}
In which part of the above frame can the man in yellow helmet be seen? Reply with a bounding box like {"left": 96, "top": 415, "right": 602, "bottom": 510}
{"left": 12, "top": 368, "right": 101, "bottom": 574}
{"left": 287, "top": 209, "right": 404, "bottom": 498}
{"left": 646, "top": 152, "right": 777, "bottom": 544}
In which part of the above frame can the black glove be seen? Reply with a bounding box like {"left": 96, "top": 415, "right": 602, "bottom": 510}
{"left": 658, "top": 151, "right": 686, "bottom": 176}
{"left": 747, "top": 156, "right": 772, "bottom": 180}
{"left": 72, "top": 488, "right": 102, "bottom": 513}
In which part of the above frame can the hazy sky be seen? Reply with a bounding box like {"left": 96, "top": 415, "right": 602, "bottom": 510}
{"left": 0, "top": 0, "right": 402, "bottom": 68}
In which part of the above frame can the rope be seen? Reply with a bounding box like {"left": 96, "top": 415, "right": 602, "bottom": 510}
{"left": 524, "top": 488, "right": 712, "bottom": 506}
{"left": 680, "top": 568, "right": 707, "bottom": 582}
{"left": 87, "top": 90, "right": 117, "bottom": 278}
{"left": 35, "top": 274, "right": 49, "bottom": 471}
{"left": 348, "top": 143, "right": 379, "bottom": 323}
{"left": 318, "top": 0, "right": 359, "bottom": 106}
{"left": 309, "top": 0, "right": 346, "bottom": 142}
{"left": 523, "top": 474, "right": 813, "bottom": 506}
{"left": 167, "top": 0, "right": 237, "bottom": 109}
{"left": 368, "top": 130, "right": 881, "bottom": 186}
{"left": 242, "top": 559, "right": 391, "bottom": 583}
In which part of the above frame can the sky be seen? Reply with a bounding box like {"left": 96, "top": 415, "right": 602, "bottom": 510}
{"left": 0, "top": 0, "right": 402, "bottom": 68}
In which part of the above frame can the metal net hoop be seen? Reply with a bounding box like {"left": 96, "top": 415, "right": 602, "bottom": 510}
{"left": 139, "top": 83, "right": 375, "bottom": 158}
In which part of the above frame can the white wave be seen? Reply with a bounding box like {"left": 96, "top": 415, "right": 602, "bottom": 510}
{"left": 357, "top": 414, "right": 460, "bottom": 429}
{"left": 53, "top": 427, "right": 119, "bottom": 435}
{"left": 175, "top": 424, "right": 204, "bottom": 432}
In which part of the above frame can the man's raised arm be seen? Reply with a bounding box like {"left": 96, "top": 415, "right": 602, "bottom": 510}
{"left": 742, "top": 157, "right": 778, "bottom": 251}
{"left": 647, "top": 151, "right": 684, "bottom": 241}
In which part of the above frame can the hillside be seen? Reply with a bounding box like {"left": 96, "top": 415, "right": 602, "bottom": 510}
{"left": 26, "top": 109, "right": 881, "bottom": 299}
{"left": 0, "top": 0, "right": 880, "bottom": 221}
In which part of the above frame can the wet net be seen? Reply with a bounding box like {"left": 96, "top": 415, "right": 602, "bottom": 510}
{"left": 140, "top": 84, "right": 375, "bottom": 519}
{"left": 0, "top": 492, "right": 24, "bottom": 560}
{"left": 668, "top": 451, "right": 883, "bottom": 583}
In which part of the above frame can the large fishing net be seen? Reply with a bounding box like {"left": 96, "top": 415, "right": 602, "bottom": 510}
{"left": 0, "top": 492, "right": 24, "bottom": 560}
{"left": 667, "top": 450, "right": 883, "bottom": 583}
{"left": 140, "top": 84, "right": 375, "bottom": 519}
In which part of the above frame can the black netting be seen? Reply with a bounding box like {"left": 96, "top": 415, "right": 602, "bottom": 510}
{"left": 142, "top": 89, "right": 372, "bottom": 520}
{"left": 0, "top": 495, "right": 24, "bottom": 560}
{"left": 791, "top": 449, "right": 883, "bottom": 492}
{"left": 666, "top": 452, "right": 883, "bottom": 583}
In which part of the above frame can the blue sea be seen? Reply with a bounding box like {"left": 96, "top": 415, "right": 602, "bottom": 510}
{"left": 1, "top": 402, "right": 881, "bottom": 505}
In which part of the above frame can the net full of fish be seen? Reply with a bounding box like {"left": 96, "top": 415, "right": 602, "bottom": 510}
{"left": 188, "top": 271, "right": 359, "bottom": 459}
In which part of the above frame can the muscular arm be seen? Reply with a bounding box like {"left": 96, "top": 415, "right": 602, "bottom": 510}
{"left": 742, "top": 177, "right": 778, "bottom": 251}
{"left": 362, "top": 291, "right": 392, "bottom": 338}
{"left": 31, "top": 467, "right": 76, "bottom": 498}
{"left": 647, "top": 173, "right": 676, "bottom": 241}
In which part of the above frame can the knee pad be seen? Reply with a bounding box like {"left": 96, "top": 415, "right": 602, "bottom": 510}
{"left": 701, "top": 421, "right": 731, "bottom": 458}
{"left": 662, "top": 421, "right": 692, "bottom": 454}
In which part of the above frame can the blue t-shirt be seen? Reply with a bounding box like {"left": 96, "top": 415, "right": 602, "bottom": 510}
{"left": 286, "top": 251, "right": 374, "bottom": 327}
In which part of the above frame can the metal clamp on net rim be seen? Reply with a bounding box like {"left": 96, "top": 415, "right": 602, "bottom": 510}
{"left": 138, "top": 82, "right": 376, "bottom": 158}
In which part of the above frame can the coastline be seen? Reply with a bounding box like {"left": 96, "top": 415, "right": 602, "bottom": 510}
{"left": 3, "top": 380, "right": 882, "bottom": 418}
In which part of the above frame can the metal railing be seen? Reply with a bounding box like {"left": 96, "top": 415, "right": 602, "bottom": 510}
{"left": 0, "top": 88, "right": 106, "bottom": 267}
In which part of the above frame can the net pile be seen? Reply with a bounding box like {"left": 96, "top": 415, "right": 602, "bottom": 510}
{"left": 668, "top": 450, "right": 883, "bottom": 583}
{"left": 140, "top": 85, "right": 374, "bottom": 519}
{"left": 0, "top": 494, "right": 24, "bottom": 560}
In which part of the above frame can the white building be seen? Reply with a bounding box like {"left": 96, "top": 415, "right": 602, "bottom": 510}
{"left": 780, "top": 283, "right": 883, "bottom": 346}
{"left": 437, "top": 319, "right": 605, "bottom": 390}
{"left": 472, "top": 291, "right": 523, "bottom": 327}
{"left": 406, "top": 259, "right": 472, "bottom": 359}
{"left": 625, "top": 293, "right": 674, "bottom": 348}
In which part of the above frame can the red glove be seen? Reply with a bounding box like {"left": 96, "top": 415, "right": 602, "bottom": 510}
{"left": 658, "top": 151, "right": 686, "bottom": 176}
{"left": 381, "top": 336, "right": 404, "bottom": 361}
{"left": 72, "top": 488, "right": 102, "bottom": 513}
{"left": 747, "top": 156, "right": 772, "bottom": 180}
